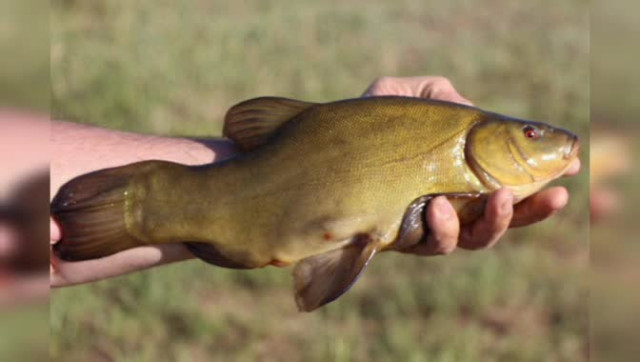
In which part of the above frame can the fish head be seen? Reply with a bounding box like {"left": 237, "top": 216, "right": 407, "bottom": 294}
{"left": 465, "top": 116, "right": 580, "bottom": 200}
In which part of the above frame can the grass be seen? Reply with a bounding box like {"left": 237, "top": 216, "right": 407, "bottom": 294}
{"left": 50, "top": 0, "right": 589, "bottom": 361}
{"left": 0, "top": 0, "right": 49, "bottom": 110}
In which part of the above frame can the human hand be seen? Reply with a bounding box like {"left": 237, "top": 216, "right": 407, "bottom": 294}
{"left": 362, "top": 76, "right": 581, "bottom": 255}
{"left": 50, "top": 218, "right": 194, "bottom": 286}
{"left": 362, "top": 76, "right": 473, "bottom": 106}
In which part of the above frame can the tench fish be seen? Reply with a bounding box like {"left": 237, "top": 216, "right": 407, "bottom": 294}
{"left": 51, "top": 96, "right": 579, "bottom": 311}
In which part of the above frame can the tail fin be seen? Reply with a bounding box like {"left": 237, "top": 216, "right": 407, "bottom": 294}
{"left": 51, "top": 164, "right": 144, "bottom": 261}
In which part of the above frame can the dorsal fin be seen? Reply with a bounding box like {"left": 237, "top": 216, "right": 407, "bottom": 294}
{"left": 223, "top": 97, "right": 316, "bottom": 151}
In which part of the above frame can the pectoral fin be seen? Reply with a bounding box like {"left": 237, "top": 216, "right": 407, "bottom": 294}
{"left": 293, "top": 235, "right": 378, "bottom": 312}
{"left": 393, "top": 195, "right": 433, "bottom": 250}
{"left": 223, "top": 97, "right": 316, "bottom": 151}
{"left": 393, "top": 192, "right": 485, "bottom": 251}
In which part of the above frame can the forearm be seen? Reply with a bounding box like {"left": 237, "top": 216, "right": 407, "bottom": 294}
{"left": 50, "top": 121, "right": 238, "bottom": 287}
{"left": 51, "top": 121, "right": 237, "bottom": 195}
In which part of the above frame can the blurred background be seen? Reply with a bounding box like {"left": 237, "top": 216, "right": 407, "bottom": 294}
{"left": 591, "top": 0, "right": 640, "bottom": 361}
{"left": 0, "top": 0, "right": 49, "bottom": 360}
{"left": 50, "top": 0, "right": 589, "bottom": 361}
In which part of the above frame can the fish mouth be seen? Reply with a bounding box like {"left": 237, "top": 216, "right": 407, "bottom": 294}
{"left": 564, "top": 135, "right": 580, "bottom": 160}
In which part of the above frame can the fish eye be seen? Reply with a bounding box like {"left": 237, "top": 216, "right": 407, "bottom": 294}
{"left": 523, "top": 125, "right": 540, "bottom": 140}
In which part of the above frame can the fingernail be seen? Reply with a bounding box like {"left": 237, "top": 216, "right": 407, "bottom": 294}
{"left": 500, "top": 193, "right": 513, "bottom": 213}
{"left": 456, "top": 96, "right": 474, "bottom": 107}
{"left": 435, "top": 197, "right": 453, "bottom": 220}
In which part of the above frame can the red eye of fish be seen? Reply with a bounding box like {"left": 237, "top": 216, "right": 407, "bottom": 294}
{"left": 523, "top": 126, "right": 539, "bottom": 140}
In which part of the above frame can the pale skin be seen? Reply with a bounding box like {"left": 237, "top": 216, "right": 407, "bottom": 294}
{"left": 0, "top": 112, "right": 49, "bottom": 305}
{"left": 50, "top": 76, "right": 581, "bottom": 287}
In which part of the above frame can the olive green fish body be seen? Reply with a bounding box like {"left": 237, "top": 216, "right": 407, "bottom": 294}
{"left": 52, "top": 96, "right": 579, "bottom": 311}
{"left": 125, "top": 99, "right": 489, "bottom": 265}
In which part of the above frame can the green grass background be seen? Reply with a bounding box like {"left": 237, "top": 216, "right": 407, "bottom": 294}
{"left": 50, "top": 0, "right": 589, "bottom": 361}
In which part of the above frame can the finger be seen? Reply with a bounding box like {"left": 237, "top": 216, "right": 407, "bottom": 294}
{"left": 509, "top": 186, "right": 569, "bottom": 228}
{"left": 361, "top": 76, "right": 417, "bottom": 97}
{"left": 436, "top": 93, "right": 474, "bottom": 107}
{"left": 50, "top": 250, "right": 59, "bottom": 280}
{"left": 417, "top": 77, "right": 474, "bottom": 106}
{"left": 50, "top": 217, "right": 61, "bottom": 243}
{"left": 459, "top": 188, "right": 513, "bottom": 250}
{"left": 0, "top": 223, "right": 18, "bottom": 257}
{"left": 362, "top": 76, "right": 474, "bottom": 106}
{"left": 424, "top": 196, "right": 460, "bottom": 254}
{"left": 564, "top": 158, "right": 581, "bottom": 177}
{"left": 50, "top": 243, "right": 194, "bottom": 287}
{"left": 361, "top": 78, "right": 387, "bottom": 97}
{"left": 50, "top": 218, "right": 61, "bottom": 278}
{"left": 402, "top": 196, "right": 460, "bottom": 256}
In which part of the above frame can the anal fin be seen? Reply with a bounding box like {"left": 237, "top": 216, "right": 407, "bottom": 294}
{"left": 184, "top": 242, "right": 252, "bottom": 269}
{"left": 293, "top": 235, "right": 378, "bottom": 312}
